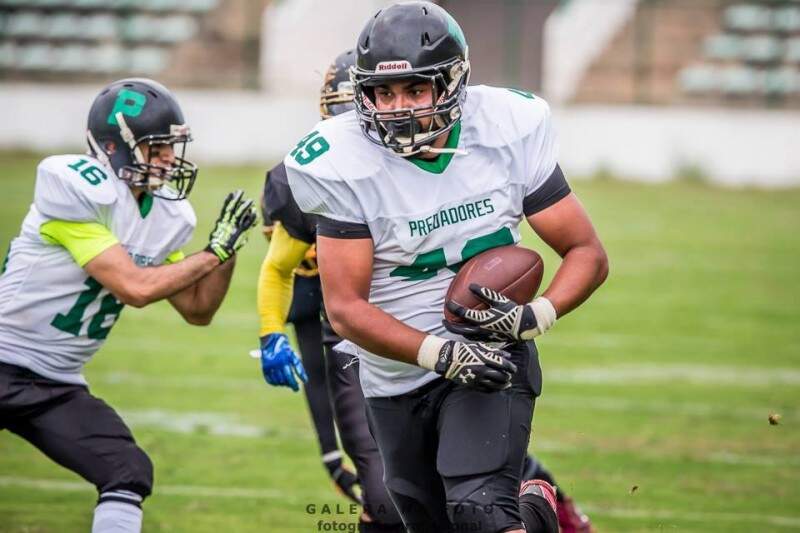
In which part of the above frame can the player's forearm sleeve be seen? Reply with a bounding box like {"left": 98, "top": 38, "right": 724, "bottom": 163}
{"left": 39, "top": 220, "right": 119, "bottom": 267}
{"left": 257, "top": 223, "right": 312, "bottom": 336}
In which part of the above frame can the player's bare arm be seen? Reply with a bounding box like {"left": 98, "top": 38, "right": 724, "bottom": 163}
{"left": 84, "top": 244, "right": 220, "bottom": 309}
{"left": 85, "top": 188, "right": 256, "bottom": 315}
{"left": 317, "top": 235, "right": 425, "bottom": 364}
{"left": 446, "top": 193, "right": 608, "bottom": 343}
{"left": 319, "top": 234, "right": 515, "bottom": 392}
{"left": 167, "top": 256, "right": 236, "bottom": 325}
{"left": 527, "top": 192, "right": 609, "bottom": 317}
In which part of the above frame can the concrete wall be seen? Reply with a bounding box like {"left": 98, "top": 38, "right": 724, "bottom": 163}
{"left": 0, "top": 84, "right": 797, "bottom": 187}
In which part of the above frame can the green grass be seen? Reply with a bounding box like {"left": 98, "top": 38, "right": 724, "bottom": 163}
{"left": 0, "top": 150, "right": 798, "bottom": 532}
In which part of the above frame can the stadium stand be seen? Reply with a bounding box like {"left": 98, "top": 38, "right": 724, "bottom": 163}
{"left": 0, "top": 0, "right": 267, "bottom": 87}
{"left": 569, "top": 0, "right": 800, "bottom": 108}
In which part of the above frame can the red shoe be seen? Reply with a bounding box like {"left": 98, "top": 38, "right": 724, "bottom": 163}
{"left": 556, "top": 496, "right": 594, "bottom": 533}
{"left": 519, "top": 479, "right": 558, "bottom": 515}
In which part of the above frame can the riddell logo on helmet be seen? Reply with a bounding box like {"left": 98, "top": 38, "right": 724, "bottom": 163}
{"left": 376, "top": 61, "right": 413, "bottom": 73}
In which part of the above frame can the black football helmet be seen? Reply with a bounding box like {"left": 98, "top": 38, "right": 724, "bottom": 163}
{"left": 320, "top": 49, "right": 356, "bottom": 120}
{"left": 352, "top": 2, "right": 470, "bottom": 157}
{"left": 86, "top": 78, "right": 197, "bottom": 200}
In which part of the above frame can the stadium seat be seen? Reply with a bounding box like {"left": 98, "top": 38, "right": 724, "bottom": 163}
{"left": 51, "top": 44, "right": 91, "bottom": 72}
{"left": 704, "top": 34, "right": 742, "bottom": 61}
{"left": 0, "top": 42, "right": 15, "bottom": 69}
{"left": 764, "top": 67, "right": 799, "bottom": 95}
{"left": 786, "top": 38, "right": 800, "bottom": 63}
{"left": 773, "top": 7, "right": 800, "bottom": 32}
{"left": 154, "top": 16, "right": 197, "bottom": 43}
{"left": 106, "top": 0, "right": 140, "bottom": 9}
{"left": 183, "top": 0, "right": 218, "bottom": 12}
{"left": 84, "top": 14, "right": 118, "bottom": 40}
{"left": 680, "top": 65, "right": 719, "bottom": 94}
{"left": 48, "top": 13, "right": 82, "bottom": 39}
{"left": 70, "top": 0, "right": 109, "bottom": 8}
{"left": 17, "top": 43, "right": 53, "bottom": 70}
{"left": 122, "top": 15, "right": 157, "bottom": 41}
{"left": 741, "top": 35, "right": 783, "bottom": 63}
{"left": 720, "top": 66, "right": 761, "bottom": 95}
{"left": 5, "top": 12, "right": 46, "bottom": 37}
{"left": 88, "top": 45, "right": 125, "bottom": 73}
{"left": 145, "top": 0, "right": 180, "bottom": 11}
{"left": 128, "top": 46, "right": 168, "bottom": 74}
{"left": 724, "top": 4, "right": 772, "bottom": 31}
{"left": 31, "top": 0, "right": 70, "bottom": 7}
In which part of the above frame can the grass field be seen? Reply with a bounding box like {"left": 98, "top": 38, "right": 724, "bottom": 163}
{"left": 0, "top": 150, "right": 798, "bottom": 532}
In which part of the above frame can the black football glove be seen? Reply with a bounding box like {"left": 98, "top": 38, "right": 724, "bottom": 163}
{"left": 433, "top": 339, "right": 517, "bottom": 392}
{"left": 444, "top": 284, "right": 556, "bottom": 342}
{"left": 323, "top": 453, "right": 362, "bottom": 505}
{"left": 205, "top": 189, "right": 258, "bottom": 262}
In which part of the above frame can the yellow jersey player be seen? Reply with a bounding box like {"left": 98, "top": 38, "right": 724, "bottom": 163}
{"left": 257, "top": 50, "right": 405, "bottom": 532}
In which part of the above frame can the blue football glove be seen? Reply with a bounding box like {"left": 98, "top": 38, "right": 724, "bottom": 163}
{"left": 260, "top": 333, "right": 308, "bottom": 392}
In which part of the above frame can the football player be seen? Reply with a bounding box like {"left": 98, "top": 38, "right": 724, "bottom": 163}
{"left": 258, "top": 49, "right": 404, "bottom": 532}
{"left": 0, "top": 78, "right": 258, "bottom": 533}
{"left": 285, "top": 4, "right": 609, "bottom": 533}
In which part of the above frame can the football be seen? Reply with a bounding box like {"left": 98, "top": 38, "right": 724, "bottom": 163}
{"left": 444, "top": 245, "right": 544, "bottom": 323}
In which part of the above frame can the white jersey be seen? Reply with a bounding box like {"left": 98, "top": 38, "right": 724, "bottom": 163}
{"left": 286, "top": 85, "right": 559, "bottom": 397}
{"left": 0, "top": 154, "right": 196, "bottom": 385}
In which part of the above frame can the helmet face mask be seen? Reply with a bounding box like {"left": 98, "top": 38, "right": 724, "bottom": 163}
{"left": 117, "top": 128, "right": 198, "bottom": 201}
{"left": 86, "top": 78, "right": 198, "bottom": 201}
{"left": 353, "top": 58, "right": 469, "bottom": 156}
{"left": 353, "top": 2, "right": 470, "bottom": 157}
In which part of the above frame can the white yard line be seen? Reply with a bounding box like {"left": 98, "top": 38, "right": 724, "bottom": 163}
{"left": 542, "top": 394, "right": 799, "bottom": 422}
{"left": 529, "top": 439, "right": 800, "bottom": 468}
{"left": 120, "top": 409, "right": 266, "bottom": 438}
{"left": 547, "top": 364, "right": 800, "bottom": 386}
{"left": 118, "top": 408, "right": 313, "bottom": 441}
{"left": 98, "top": 363, "right": 800, "bottom": 390}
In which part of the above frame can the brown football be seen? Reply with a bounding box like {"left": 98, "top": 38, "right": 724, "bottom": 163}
{"left": 444, "top": 245, "right": 544, "bottom": 323}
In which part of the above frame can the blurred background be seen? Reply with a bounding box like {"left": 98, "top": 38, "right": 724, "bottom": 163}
{"left": 0, "top": 0, "right": 798, "bottom": 183}
{"left": 0, "top": 1, "right": 798, "bottom": 532}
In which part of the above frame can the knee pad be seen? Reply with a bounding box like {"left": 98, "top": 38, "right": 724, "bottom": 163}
{"left": 99, "top": 444, "right": 154, "bottom": 499}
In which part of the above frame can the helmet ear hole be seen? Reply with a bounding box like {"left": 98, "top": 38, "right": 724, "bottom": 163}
{"left": 104, "top": 141, "right": 117, "bottom": 154}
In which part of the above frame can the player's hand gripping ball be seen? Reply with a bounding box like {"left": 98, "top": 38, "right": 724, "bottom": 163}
{"left": 443, "top": 245, "right": 556, "bottom": 341}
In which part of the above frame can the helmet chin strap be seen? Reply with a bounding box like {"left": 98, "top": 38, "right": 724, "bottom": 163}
{"left": 116, "top": 112, "right": 167, "bottom": 191}
{"left": 86, "top": 129, "right": 112, "bottom": 169}
{"left": 418, "top": 144, "right": 468, "bottom": 156}
{"left": 116, "top": 112, "right": 147, "bottom": 166}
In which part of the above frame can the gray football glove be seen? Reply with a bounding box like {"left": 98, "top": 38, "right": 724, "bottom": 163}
{"left": 206, "top": 189, "right": 258, "bottom": 263}
{"left": 444, "top": 284, "right": 556, "bottom": 342}
{"left": 434, "top": 339, "right": 517, "bottom": 392}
